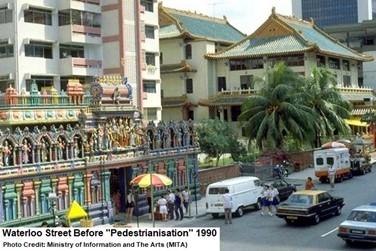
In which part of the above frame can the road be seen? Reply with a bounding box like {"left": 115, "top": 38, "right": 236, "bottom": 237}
{"left": 176, "top": 169, "right": 376, "bottom": 251}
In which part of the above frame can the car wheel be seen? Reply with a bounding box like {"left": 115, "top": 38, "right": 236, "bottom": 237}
{"left": 347, "top": 172, "right": 353, "bottom": 179}
{"left": 236, "top": 207, "right": 244, "bottom": 217}
{"left": 345, "top": 240, "right": 354, "bottom": 246}
{"left": 313, "top": 214, "right": 320, "bottom": 224}
{"left": 335, "top": 206, "right": 341, "bottom": 216}
{"left": 211, "top": 213, "right": 219, "bottom": 219}
{"left": 361, "top": 169, "right": 366, "bottom": 175}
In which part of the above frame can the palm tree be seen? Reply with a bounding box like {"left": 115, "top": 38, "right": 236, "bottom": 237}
{"left": 300, "top": 67, "right": 351, "bottom": 147}
{"left": 239, "top": 63, "right": 314, "bottom": 149}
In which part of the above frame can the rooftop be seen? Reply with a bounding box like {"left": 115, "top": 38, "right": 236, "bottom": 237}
{"left": 206, "top": 9, "right": 372, "bottom": 61}
{"left": 159, "top": 6, "right": 245, "bottom": 43}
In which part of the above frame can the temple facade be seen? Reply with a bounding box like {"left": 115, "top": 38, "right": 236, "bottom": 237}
{"left": 0, "top": 76, "right": 199, "bottom": 227}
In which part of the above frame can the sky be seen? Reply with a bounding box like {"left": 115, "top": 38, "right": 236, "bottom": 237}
{"left": 161, "top": 0, "right": 293, "bottom": 35}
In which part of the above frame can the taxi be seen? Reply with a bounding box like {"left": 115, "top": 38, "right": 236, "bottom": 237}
{"left": 276, "top": 190, "right": 344, "bottom": 225}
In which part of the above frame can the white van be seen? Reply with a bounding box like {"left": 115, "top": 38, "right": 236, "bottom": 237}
{"left": 206, "top": 176, "right": 263, "bottom": 218}
{"left": 314, "top": 148, "right": 351, "bottom": 183}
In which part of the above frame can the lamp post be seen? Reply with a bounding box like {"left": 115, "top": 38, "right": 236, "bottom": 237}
{"left": 48, "top": 192, "right": 58, "bottom": 227}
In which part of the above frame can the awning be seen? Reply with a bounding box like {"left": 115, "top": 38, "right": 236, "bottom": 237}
{"left": 345, "top": 119, "right": 369, "bottom": 127}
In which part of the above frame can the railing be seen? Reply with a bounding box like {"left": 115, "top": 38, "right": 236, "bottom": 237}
{"left": 74, "top": 0, "right": 100, "bottom": 5}
{"left": 0, "top": 94, "right": 92, "bottom": 108}
{"left": 337, "top": 86, "right": 374, "bottom": 94}
{"left": 217, "top": 88, "right": 257, "bottom": 96}
{"left": 72, "top": 24, "right": 101, "bottom": 36}
{"left": 72, "top": 58, "right": 102, "bottom": 68}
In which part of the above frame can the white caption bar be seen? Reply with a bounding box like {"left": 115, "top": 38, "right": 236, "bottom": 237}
{"left": 0, "top": 227, "right": 220, "bottom": 251}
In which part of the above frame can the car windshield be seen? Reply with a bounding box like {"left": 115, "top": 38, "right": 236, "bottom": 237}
{"left": 347, "top": 210, "right": 376, "bottom": 223}
{"left": 286, "top": 194, "right": 313, "bottom": 205}
{"left": 209, "top": 187, "right": 229, "bottom": 195}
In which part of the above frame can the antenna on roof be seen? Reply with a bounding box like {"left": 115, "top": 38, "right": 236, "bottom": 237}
{"left": 209, "top": 1, "right": 224, "bottom": 17}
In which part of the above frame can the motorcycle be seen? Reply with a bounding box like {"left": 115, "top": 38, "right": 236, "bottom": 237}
{"left": 273, "top": 164, "right": 289, "bottom": 179}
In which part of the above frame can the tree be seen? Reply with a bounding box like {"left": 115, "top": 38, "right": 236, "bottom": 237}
{"left": 196, "top": 119, "right": 244, "bottom": 166}
{"left": 300, "top": 67, "right": 351, "bottom": 147}
{"left": 238, "top": 63, "right": 314, "bottom": 149}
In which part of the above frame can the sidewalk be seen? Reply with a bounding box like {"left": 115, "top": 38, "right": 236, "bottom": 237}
{"left": 110, "top": 197, "right": 208, "bottom": 228}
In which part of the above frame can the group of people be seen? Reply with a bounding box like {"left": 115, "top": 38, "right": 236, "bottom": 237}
{"left": 260, "top": 185, "right": 280, "bottom": 216}
{"left": 157, "top": 188, "right": 190, "bottom": 221}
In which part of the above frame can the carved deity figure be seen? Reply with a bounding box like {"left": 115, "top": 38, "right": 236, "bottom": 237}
{"left": 112, "top": 87, "right": 121, "bottom": 105}
{"left": 3, "top": 141, "right": 12, "bottom": 166}
{"left": 73, "top": 140, "right": 80, "bottom": 158}
{"left": 41, "top": 139, "right": 48, "bottom": 162}
{"left": 97, "top": 127, "right": 104, "bottom": 150}
{"left": 57, "top": 138, "right": 65, "bottom": 160}
{"left": 22, "top": 139, "right": 31, "bottom": 164}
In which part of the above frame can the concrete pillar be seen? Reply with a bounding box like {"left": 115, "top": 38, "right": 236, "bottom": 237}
{"left": 0, "top": 184, "right": 3, "bottom": 223}
{"left": 68, "top": 176, "right": 75, "bottom": 203}
{"left": 33, "top": 181, "right": 41, "bottom": 215}
{"left": 84, "top": 173, "right": 93, "bottom": 205}
{"left": 15, "top": 183, "right": 23, "bottom": 219}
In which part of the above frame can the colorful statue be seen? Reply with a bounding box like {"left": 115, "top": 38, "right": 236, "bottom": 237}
{"left": 22, "top": 139, "right": 31, "bottom": 164}
{"left": 57, "top": 138, "right": 65, "bottom": 160}
{"left": 3, "top": 141, "right": 12, "bottom": 166}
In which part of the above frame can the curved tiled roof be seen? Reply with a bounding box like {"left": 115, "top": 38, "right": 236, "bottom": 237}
{"left": 160, "top": 6, "right": 245, "bottom": 43}
{"left": 207, "top": 12, "right": 372, "bottom": 61}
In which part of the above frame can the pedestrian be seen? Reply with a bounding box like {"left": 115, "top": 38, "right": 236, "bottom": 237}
{"left": 126, "top": 189, "right": 135, "bottom": 223}
{"left": 266, "top": 186, "right": 274, "bottom": 216}
{"left": 260, "top": 185, "right": 269, "bottom": 216}
{"left": 182, "top": 187, "right": 190, "bottom": 214}
{"left": 157, "top": 195, "right": 168, "bottom": 221}
{"left": 174, "top": 189, "right": 184, "bottom": 220}
{"left": 271, "top": 186, "right": 280, "bottom": 214}
{"left": 328, "top": 165, "right": 336, "bottom": 189}
{"left": 305, "top": 177, "right": 315, "bottom": 190}
{"left": 167, "top": 189, "right": 175, "bottom": 220}
{"left": 112, "top": 190, "right": 121, "bottom": 215}
{"left": 223, "top": 191, "right": 233, "bottom": 224}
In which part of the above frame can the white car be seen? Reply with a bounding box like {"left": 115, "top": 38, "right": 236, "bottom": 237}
{"left": 338, "top": 203, "right": 376, "bottom": 244}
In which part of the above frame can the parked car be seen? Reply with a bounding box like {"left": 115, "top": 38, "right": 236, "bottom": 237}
{"left": 276, "top": 190, "right": 344, "bottom": 225}
{"left": 337, "top": 203, "right": 376, "bottom": 245}
{"left": 265, "top": 179, "right": 296, "bottom": 201}
{"left": 206, "top": 176, "right": 263, "bottom": 218}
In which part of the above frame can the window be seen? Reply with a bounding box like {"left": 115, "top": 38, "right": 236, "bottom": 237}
{"left": 141, "top": 0, "right": 154, "bottom": 12}
{"left": 186, "top": 78, "right": 193, "bottom": 94}
{"left": 316, "top": 158, "right": 324, "bottom": 165}
{"left": 347, "top": 210, "right": 376, "bottom": 223}
{"left": 342, "top": 60, "right": 350, "bottom": 71}
{"left": 269, "top": 55, "right": 304, "bottom": 67}
{"left": 327, "top": 157, "right": 334, "bottom": 165}
{"left": 240, "top": 75, "right": 253, "bottom": 89}
{"left": 316, "top": 55, "right": 326, "bottom": 67}
{"left": 143, "top": 80, "right": 156, "bottom": 93}
{"left": 231, "top": 106, "right": 241, "bottom": 121}
{"left": 145, "top": 25, "right": 155, "bottom": 39}
{"left": 160, "top": 52, "right": 163, "bottom": 65}
{"left": 26, "top": 76, "right": 54, "bottom": 91}
{"left": 185, "top": 44, "right": 192, "bottom": 59}
{"left": 188, "top": 110, "right": 194, "bottom": 120}
{"left": 318, "top": 193, "right": 331, "bottom": 203}
{"left": 24, "top": 8, "right": 52, "bottom": 25}
{"left": 25, "top": 42, "right": 53, "bottom": 58}
{"left": 208, "top": 187, "right": 229, "bottom": 195}
{"left": 229, "top": 58, "right": 263, "bottom": 71}
{"left": 145, "top": 52, "right": 155, "bottom": 66}
{"left": 145, "top": 108, "right": 157, "bottom": 121}
{"left": 0, "top": 42, "right": 13, "bottom": 58}
{"left": 217, "top": 77, "right": 226, "bottom": 91}
{"left": 0, "top": 7, "right": 12, "bottom": 24}
{"left": 328, "top": 57, "right": 340, "bottom": 69}
{"left": 60, "top": 44, "right": 84, "bottom": 58}
{"left": 58, "top": 10, "right": 100, "bottom": 28}
{"left": 343, "top": 75, "right": 351, "bottom": 87}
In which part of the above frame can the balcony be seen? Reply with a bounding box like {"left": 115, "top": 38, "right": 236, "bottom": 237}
{"left": 338, "top": 86, "right": 375, "bottom": 102}
{"left": 60, "top": 57, "right": 102, "bottom": 76}
{"left": 201, "top": 88, "right": 257, "bottom": 107}
{"left": 59, "top": 0, "right": 101, "bottom": 13}
{"left": 59, "top": 25, "right": 101, "bottom": 44}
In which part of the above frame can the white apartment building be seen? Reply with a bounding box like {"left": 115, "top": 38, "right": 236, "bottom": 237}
{"left": 0, "top": 0, "right": 102, "bottom": 93}
{"left": 0, "top": 0, "right": 162, "bottom": 121}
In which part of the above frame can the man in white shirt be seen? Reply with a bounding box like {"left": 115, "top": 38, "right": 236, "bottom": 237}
{"left": 167, "top": 190, "right": 175, "bottom": 220}
{"left": 223, "top": 192, "right": 233, "bottom": 224}
{"left": 328, "top": 165, "right": 336, "bottom": 189}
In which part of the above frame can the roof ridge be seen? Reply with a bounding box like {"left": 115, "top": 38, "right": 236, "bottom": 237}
{"left": 162, "top": 6, "right": 228, "bottom": 24}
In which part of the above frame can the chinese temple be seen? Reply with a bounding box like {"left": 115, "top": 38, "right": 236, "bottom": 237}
{"left": 0, "top": 75, "right": 199, "bottom": 227}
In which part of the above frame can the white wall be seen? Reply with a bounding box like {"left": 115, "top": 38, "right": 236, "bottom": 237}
{"left": 358, "top": 0, "right": 372, "bottom": 23}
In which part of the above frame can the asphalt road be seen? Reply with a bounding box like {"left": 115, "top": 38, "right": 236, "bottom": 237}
{"left": 177, "top": 170, "right": 376, "bottom": 251}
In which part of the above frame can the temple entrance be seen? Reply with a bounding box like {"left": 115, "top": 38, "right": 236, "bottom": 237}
{"left": 110, "top": 167, "right": 134, "bottom": 214}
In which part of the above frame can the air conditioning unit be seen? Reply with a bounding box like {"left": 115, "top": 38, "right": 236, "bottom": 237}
{"left": 8, "top": 73, "right": 13, "bottom": 80}
{"left": 24, "top": 73, "right": 31, "bottom": 79}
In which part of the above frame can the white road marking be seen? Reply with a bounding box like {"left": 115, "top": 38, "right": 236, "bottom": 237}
{"left": 321, "top": 227, "right": 338, "bottom": 238}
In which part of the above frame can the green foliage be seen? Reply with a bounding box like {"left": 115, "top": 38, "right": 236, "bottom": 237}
{"left": 238, "top": 63, "right": 351, "bottom": 151}
{"left": 196, "top": 119, "right": 244, "bottom": 166}
{"left": 361, "top": 111, "right": 376, "bottom": 124}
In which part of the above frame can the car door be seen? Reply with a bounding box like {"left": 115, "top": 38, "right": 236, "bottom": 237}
{"left": 317, "top": 192, "right": 332, "bottom": 217}
{"left": 274, "top": 181, "right": 287, "bottom": 200}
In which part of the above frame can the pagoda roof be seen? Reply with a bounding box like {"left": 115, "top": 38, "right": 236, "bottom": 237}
{"left": 206, "top": 9, "right": 372, "bottom": 61}
{"left": 160, "top": 61, "right": 196, "bottom": 74}
{"left": 159, "top": 6, "right": 245, "bottom": 44}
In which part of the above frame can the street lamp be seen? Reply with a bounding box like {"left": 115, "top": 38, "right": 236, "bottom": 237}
{"left": 48, "top": 192, "right": 58, "bottom": 227}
